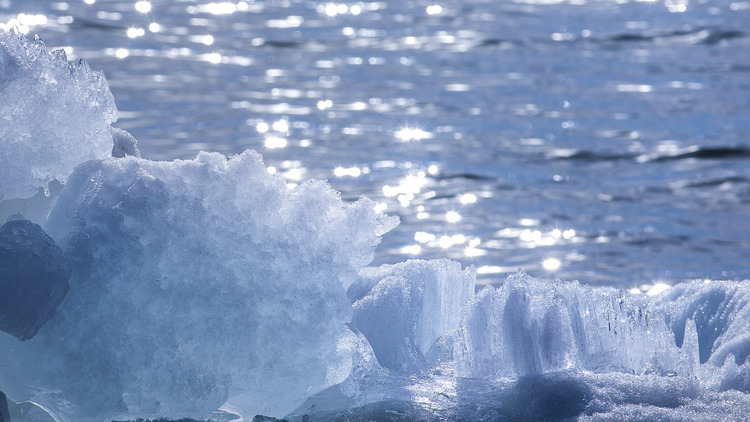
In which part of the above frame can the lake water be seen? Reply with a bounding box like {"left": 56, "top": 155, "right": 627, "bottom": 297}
{"left": 3, "top": 0, "right": 749, "bottom": 288}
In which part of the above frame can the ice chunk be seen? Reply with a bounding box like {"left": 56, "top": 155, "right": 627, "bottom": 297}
{"left": 286, "top": 328, "right": 398, "bottom": 421}
{"left": 455, "top": 273, "right": 750, "bottom": 402}
{"left": 0, "top": 151, "right": 400, "bottom": 421}
{"left": 350, "top": 259, "right": 474, "bottom": 374}
{"left": 0, "top": 32, "right": 116, "bottom": 201}
{"left": 111, "top": 127, "right": 141, "bottom": 158}
{"left": 0, "top": 218, "right": 69, "bottom": 341}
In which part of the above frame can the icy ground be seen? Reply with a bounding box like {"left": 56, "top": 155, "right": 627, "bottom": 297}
{"left": 1, "top": 31, "right": 750, "bottom": 421}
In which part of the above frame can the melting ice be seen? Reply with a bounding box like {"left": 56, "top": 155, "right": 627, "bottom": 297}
{"left": 1, "top": 31, "right": 750, "bottom": 421}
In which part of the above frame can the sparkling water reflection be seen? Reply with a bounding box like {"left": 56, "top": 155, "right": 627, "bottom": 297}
{"left": 2, "top": 0, "right": 749, "bottom": 287}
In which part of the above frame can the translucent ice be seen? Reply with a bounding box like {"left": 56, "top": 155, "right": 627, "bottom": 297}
{"left": 660, "top": 280, "right": 750, "bottom": 369}
{"left": 110, "top": 127, "right": 140, "bottom": 158}
{"left": 0, "top": 31, "right": 116, "bottom": 201}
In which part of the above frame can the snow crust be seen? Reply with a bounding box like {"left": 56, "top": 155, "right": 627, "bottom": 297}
{"left": 2, "top": 31, "right": 750, "bottom": 422}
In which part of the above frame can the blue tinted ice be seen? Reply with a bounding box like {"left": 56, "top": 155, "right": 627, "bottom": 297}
{"left": 32, "top": 151, "right": 396, "bottom": 419}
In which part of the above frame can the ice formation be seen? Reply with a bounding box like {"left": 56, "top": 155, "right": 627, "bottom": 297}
{"left": 3, "top": 151, "right": 398, "bottom": 420}
{"left": 292, "top": 275, "right": 750, "bottom": 421}
{"left": 1, "top": 30, "right": 750, "bottom": 422}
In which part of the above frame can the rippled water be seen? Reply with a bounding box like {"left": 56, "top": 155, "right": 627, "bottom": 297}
{"left": 3, "top": 0, "right": 750, "bottom": 288}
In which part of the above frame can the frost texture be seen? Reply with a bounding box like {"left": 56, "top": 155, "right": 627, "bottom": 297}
{"left": 0, "top": 151, "right": 397, "bottom": 421}
{"left": 0, "top": 31, "right": 116, "bottom": 201}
